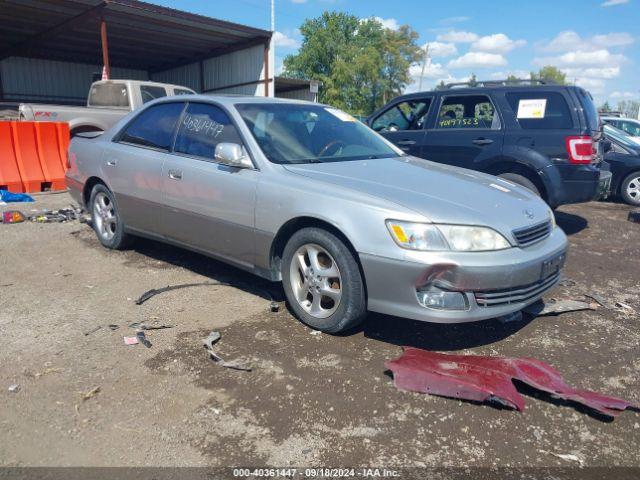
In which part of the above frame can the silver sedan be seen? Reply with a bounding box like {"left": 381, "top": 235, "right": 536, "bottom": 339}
{"left": 66, "top": 96, "right": 568, "bottom": 333}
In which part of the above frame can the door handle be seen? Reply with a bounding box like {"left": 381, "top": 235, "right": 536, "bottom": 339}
{"left": 168, "top": 169, "right": 182, "bottom": 180}
{"left": 106, "top": 160, "right": 117, "bottom": 166}
{"left": 396, "top": 140, "right": 416, "bottom": 146}
{"left": 472, "top": 138, "right": 494, "bottom": 146}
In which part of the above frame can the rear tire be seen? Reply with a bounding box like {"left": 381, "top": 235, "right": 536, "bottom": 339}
{"left": 498, "top": 172, "right": 541, "bottom": 197}
{"left": 620, "top": 171, "right": 640, "bottom": 206}
{"left": 89, "top": 184, "right": 132, "bottom": 250}
{"left": 282, "top": 228, "right": 366, "bottom": 334}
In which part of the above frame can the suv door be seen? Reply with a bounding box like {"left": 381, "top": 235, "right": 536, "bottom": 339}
{"left": 162, "top": 102, "right": 258, "bottom": 267}
{"left": 420, "top": 93, "right": 504, "bottom": 169}
{"left": 369, "top": 97, "right": 433, "bottom": 156}
{"left": 106, "top": 101, "right": 185, "bottom": 234}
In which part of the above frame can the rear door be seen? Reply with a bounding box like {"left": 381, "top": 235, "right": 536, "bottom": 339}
{"left": 103, "top": 101, "right": 185, "bottom": 234}
{"left": 420, "top": 93, "right": 504, "bottom": 170}
{"left": 161, "top": 102, "right": 258, "bottom": 267}
{"left": 369, "top": 97, "right": 433, "bottom": 156}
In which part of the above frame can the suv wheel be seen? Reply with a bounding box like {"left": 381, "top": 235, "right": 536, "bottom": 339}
{"left": 498, "top": 173, "right": 540, "bottom": 197}
{"left": 89, "top": 184, "right": 132, "bottom": 249}
{"left": 620, "top": 171, "right": 640, "bottom": 206}
{"left": 282, "top": 228, "right": 366, "bottom": 333}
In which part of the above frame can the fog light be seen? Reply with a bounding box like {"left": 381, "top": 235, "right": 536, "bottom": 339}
{"left": 417, "top": 288, "right": 468, "bottom": 310}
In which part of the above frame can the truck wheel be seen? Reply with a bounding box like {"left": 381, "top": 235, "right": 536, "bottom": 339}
{"left": 498, "top": 173, "right": 540, "bottom": 197}
{"left": 620, "top": 171, "right": 640, "bottom": 206}
{"left": 282, "top": 228, "right": 366, "bottom": 334}
{"left": 89, "top": 184, "right": 132, "bottom": 250}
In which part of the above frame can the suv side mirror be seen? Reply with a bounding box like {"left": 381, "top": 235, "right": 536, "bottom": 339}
{"left": 214, "top": 143, "right": 253, "bottom": 169}
{"left": 602, "top": 139, "right": 612, "bottom": 153}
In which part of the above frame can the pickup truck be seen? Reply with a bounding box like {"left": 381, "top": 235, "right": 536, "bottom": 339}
{"left": 19, "top": 79, "right": 195, "bottom": 136}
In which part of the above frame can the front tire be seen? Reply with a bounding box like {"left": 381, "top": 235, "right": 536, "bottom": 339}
{"left": 620, "top": 171, "right": 640, "bottom": 206}
{"left": 282, "top": 228, "right": 366, "bottom": 333}
{"left": 89, "top": 184, "right": 132, "bottom": 250}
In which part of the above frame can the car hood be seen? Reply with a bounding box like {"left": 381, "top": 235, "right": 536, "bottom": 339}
{"left": 283, "top": 156, "right": 551, "bottom": 236}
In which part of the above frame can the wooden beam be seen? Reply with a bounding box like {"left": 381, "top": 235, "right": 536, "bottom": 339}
{"left": 100, "top": 17, "right": 110, "bottom": 79}
{"left": 202, "top": 78, "right": 273, "bottom": 93}
{"left": 0, "top": 2, "right": 108, "bottom": 61}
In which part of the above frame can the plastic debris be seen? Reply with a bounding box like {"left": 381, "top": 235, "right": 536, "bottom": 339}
{"left": 270, "top": 301, "right": 280, "bottom": 313}
{"left": 584, "top": 293, "right": 614, "bottom": 310}
{"left": 128, "top": 321, "right": 174, "bottom": 330}
{"left": 108, "top": 324, "right": 120, "bottom": 331}
{"left": 8, "top": 384, "right": 20, "bottom": 393}
{"left": 310, "top": 330, "right": 322, "bottom": 336}
{"left": 135, "top": 281, "right": 274, "bottom": 306}
{"left": 136, "top": 331, "right": 152, "bottom": 348}
{"left": 1, "top": 210, "right": 26, "bottom": 224}
{"left": 628, "top": 211, "right": 640, "bottom": 224}
{"left": 123, "top": 336, "right": 139, "bottom": 346}
{"left": 523, "top": 299, "right": 595, "bottom": 316}
{"left": 497, "top": 311, "right": 523, "bottom": 323}
{"left": 386, "top": 347, "right": 638, "bottom": 418}
{"left": 28, "top": 206, "right": 81, "bottom": 223}
{"left": 81, "top": 386, "right": 100, "bottom": 401}
{"left": 0, "top": 189, "right": 34, "bottom": 203}
{"left": 202, "top": 331, "right": 251, "bottom": 372}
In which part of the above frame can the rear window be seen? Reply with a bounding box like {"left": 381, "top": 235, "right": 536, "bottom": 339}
{"left": 119, "top": 102, "right": 185, "bottom": 151}
{"left": 140, "top": 85, "right": 167, "bottom": 104}
{"left": 174, "top": 88, "right": 195, "bottom": 96}
{"left": 436, "top": 95, "right": 499, "bottom": 129}
{"left": 576, "top": 88, "right": 600, "bottom": 132}
{"left": 506, "top": 92, "right": 572, "bottom": 129}
{"left": 89, "top": 83, "right": 129, "bottom": 108}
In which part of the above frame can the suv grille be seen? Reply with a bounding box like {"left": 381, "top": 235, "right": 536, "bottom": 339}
{"left": 512, "top": 220, "right": 552, "bottom": 247}
{"left": 475, "top": 271, "right": 560, "bottom": 307}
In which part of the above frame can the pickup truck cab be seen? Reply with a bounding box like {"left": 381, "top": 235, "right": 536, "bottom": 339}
{"left": 368, "top": 80, "right": 611, "bottom": 209}
{"left": 19, "top": 80, "right": 195, "bottom": 136}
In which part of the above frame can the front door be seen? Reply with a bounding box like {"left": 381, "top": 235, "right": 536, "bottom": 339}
{"left": 370, "top": 97, "right": 433, "bottom": 156}
{"left": 420, "top": 94, "right": 504, "bottom": 170}
{"left": 161, "top": 102, "right": 258, "bottom": 268}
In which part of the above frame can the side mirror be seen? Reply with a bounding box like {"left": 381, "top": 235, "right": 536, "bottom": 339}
{"left": 602, "top": 139, "right": 612, "bottom": 153}
{"left": 214, "top": 143, "right": 253, "bottom": 169}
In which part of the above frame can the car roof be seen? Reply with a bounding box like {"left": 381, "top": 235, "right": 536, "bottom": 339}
{"left": 395, "top": 84, "right": 578, "bottom": 100}
{"left": 152, "top": 94, "right": 321, "bottom": 108}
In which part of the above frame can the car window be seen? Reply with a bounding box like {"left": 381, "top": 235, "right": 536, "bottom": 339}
{"left": 620, "top": 121, "right": 640, "bottom": 136}
{"left": 174, "top": 103, "right": 243, "bottom": 160}
{"left": 436, "top": 95, "right": 499, "bottom": 129}
{"left": 88, "top": 83, "right": 129, "bottom": 108}
{"left": 140, "top": 85, "right": 167, "bottom": 104}
{"left": 174, "top": 88, "right": 195, "bottom": 96}
{"left": 119, "top": 102, "right": 185, "bottom": 151}
{"left": 371, "top": 99, "right": 431, "bottom": 132}
{"left": 576, "top": 88, "right": 599, "bottom": 132}
{"left": 506, "top": 92, "right": 573, "bottom": 129}
{"left": 237, "top": 103, "right": 402, "bottom": 164}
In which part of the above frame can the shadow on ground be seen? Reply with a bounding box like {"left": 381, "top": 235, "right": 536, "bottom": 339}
{"left": 555, "top": 210, "right": 588, "bottom": 235}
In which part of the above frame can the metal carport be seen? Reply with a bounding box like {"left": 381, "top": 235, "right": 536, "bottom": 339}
{"left": 0, "top": 0, "right": 273, "bottom": 105}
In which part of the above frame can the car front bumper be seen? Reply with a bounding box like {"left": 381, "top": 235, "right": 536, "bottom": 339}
{"left": 360, "top": 227, "right": 568, "bottom": 323}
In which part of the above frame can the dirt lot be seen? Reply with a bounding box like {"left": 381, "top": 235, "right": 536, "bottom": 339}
{"left": 1, "top": 192, "right": 639, "bottom": 469}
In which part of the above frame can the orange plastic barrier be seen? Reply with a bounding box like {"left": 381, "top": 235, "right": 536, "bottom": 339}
{"left": 0, "top": 121, "right": 69, "bottom": 193}
{"left": 0, "top": 122, "right": 24, "bottom": 192}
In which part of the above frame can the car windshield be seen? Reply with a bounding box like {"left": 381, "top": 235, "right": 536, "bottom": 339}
{"left": 235, "top": 103, "right": 403, "bottom": 164}
{"left": 604, "top": 124, "right": 640, "bottom": 149}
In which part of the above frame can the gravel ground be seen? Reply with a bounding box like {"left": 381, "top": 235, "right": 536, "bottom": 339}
{"left": 0, "top": 192, "right": 638, "bottom": 469}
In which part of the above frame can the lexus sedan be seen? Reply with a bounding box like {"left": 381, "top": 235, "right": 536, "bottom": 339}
{"left": 66, "top": 96, "right": 568, "bottom": 333}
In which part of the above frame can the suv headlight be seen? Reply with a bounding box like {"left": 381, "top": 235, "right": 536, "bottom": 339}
{"left": 387, "top": 220, "right": 511, "bottom": 252}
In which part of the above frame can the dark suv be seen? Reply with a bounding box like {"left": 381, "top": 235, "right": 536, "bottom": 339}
{"left": 367, "top": 80, "right": 611, "bottom": 208}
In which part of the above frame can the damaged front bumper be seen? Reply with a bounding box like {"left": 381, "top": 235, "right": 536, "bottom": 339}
{"left": 360, "top": 227, "right": 568, "bottom": 323}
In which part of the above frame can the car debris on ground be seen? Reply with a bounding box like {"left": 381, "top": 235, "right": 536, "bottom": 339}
{"left": 1, "top": 210, "right": 26, "bottom": 224}
{"left": 8, "top": 384, "right": 20, "bottom": 393}
{"left": 136, "top": 331, "right": 152, "bottom": 348}
{"left": 83, "top": 325, "right": 102, "bottom": 336}
{"left": 523, "top": 299, "right": 596, "bottom": 316}
{"left": 539, "top": 450, "right": 585, "bottom": 467}
{"left": 123, "top": 336, "right": 139, "bottom": 346}
{"left": 202, "top": 331, "right": 252, "bottom": 372}
{"left": 628, "top": 210, "right": 640, "bottom": 223}
{"left": 386, "top": 347, "right": 638, "bottom": 419}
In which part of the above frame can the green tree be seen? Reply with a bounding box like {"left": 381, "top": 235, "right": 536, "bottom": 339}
{"left": 283, "top": 12, "right": 421, "bottom": 115}
{"left": 506, "top": 74, "right": 519, "bottom": 83}
{"left": 617, "top": 100, "right": 640, "bottom": 119}
{"left": 599, "top": 101, "right": 612, "bottom": 112}
{"left": 434, "top": 80, "right": 447, "bottom": 90}
{"left": 468, "top": 73, "right": 478, "bottom": 87}
{"left": 531, "top": 66, "right": 567, "bottom": 85}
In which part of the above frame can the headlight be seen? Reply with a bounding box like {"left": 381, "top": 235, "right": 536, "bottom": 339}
{"left": 549, "top": 208, "right": 556, "bottom": 229}
{"left": 387, "top": 220, "right": 511, "bottom": 252}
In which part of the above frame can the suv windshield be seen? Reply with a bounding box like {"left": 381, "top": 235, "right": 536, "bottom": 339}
{"left": 236, "top": 103, "right": 402, "bottom": 164}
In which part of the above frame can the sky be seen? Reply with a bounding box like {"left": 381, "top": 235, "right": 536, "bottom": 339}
{"left": 150, "top": 0, "right": 639, "bottom": 106}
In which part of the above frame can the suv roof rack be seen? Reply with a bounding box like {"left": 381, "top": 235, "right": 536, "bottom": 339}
{"left": 442, "top": 78, "right": 552, "bottom": 89}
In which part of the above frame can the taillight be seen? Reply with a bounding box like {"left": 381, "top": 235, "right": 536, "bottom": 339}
{"left": 565, "top": 136, "right": 593, "bottom": 164}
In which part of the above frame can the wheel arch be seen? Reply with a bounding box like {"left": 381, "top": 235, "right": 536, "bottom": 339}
{"left": 82, "top": 176, "right": 109, "bottom": 208}
{"left": 485, "top": 159, "right": 548, "bottom": 200}
{"left": 269, "top": 216, "right": 365, "bottom": 290}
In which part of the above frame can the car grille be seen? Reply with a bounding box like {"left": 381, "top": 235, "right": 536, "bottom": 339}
{"left": 512, "top": 220, "right": 552, "bottom": 247}
{"left": 474, "top": 271, "right": 561, "bottom": 308}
